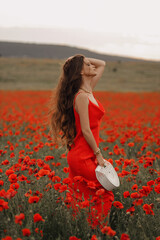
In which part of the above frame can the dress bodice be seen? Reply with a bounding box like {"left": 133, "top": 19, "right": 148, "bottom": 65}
{"left": 69, "top": 92, "right": 105, "bottom": 157}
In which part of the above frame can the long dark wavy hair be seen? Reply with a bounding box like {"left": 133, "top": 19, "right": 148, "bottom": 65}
{"left": 47, "top": 54, "right": 85, "bottom": 151}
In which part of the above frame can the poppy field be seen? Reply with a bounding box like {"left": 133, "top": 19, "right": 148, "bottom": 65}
{"left": 0, "top": 90, "right": 160, "bottom": 240}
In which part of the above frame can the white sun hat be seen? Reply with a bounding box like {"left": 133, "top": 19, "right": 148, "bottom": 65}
{"left": 95, "top": 159, "right": 120, "bottom": 191}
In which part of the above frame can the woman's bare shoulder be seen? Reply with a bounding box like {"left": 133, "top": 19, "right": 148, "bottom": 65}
{"left": 76, "top": 91, "right": 89, "bottom": 102}
{"left": 75, "top": 92, "right": 89, "bottom": 112}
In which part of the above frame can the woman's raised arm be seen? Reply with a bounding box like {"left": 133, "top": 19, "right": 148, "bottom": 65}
{"left": 87, "top": 58, "right": 106, "bottom": 89}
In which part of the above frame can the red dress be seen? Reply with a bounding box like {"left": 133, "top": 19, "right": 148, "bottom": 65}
{"left": 67, "top": 91, "right": 114, "bottom": 227}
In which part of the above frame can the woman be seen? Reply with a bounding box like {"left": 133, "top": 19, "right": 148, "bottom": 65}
{"left": 48, "top": 54, "right": 114, "bottom": 227}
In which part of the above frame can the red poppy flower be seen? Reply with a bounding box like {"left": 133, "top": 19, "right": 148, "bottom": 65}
{"left": 63, "top": 167, "right": 69, "bottom": 173}
{"left": 10, "top": 152, "right": 15, "bottom": 158}
{"left": 10, "top": 182, "right": 19, "bottom": 190}
{"left": 103, "top": 146, "right": 109, "bottom": 151}
{"left": 40, "top": 229, "right": 43, "bottom": 237}
{"left": 107, "top": 158, "right": 113, "bottom": 164}
{"left": 62, "top": 177, "right": 72, "bottom": 185}
{"left": 33, "top": 146, "right": 39, "bottom": 152}
{"left": 101, "top": 226, "right": 116, "bottom": 236}
{"left": 38, "top": 169, "right": 50, "bottom": 177}
{"left": 123, "top": 191, "right": 130, "bottom": 198}
{"left": 113, "top": 201, "right": 124, "bottom": 209}
{"left": 114, "top": 167, "right": 119, "bottom": 172}
{"left": 143, "top": 204, "right": 154, "bottom": 215}
{"left": 45, "top": 155, "right": 55, "bottom": 161}
{"left": 64, "top": 194, "right": 73, "bottom": 206}
{"left": 131, "top": 184, "right": 138, "bottom": 191}
{"left": 59, "top": 184, "right": 68, "bottom": 193}
{"left": 120, "top": 233, "right": 131, "bottom": 240}
{"left": 15, "top": 213, "right": 25, "bottom": 225}
{"left": 139, "top": 186, "right": 153, "bottom": 197}
{"left": 141, "top": 143, "right": 147, "bottom": 151}
{"left": 69, "top": 236, "right": 81, "bottom": 240}
{"left": 0, "top": 180, "right": 4, "bottom": 186}
{"left": 115, "top": 160, "right": 122, "bottom": 166}
{"left": 120, "top": 138, "right": 126, "bottom": 144}
{"left": 128, "top": 142, "right": 134, "bottom": 147}
{"left": 56, "top": 162, "right": 61, "bottom": 166}
{"left": 154, "top": 184, "right": 160, "bottom": 194}
{"left": 91, "top": 235, "right": 98, "bottom": 240}
{"left": 81, "top": 200, "right": 89, "bottom": 208}
{"left": 126, "top": 206, "right": 135, "bottom": 215}
{"left": 147, "top": 180, "right": 155, "bottom": 186}
{"left": 1, "top": 159, "right": 9, "bottom": 165}
{"left": 34, "top": 228, "right": 39, "bottom": 233}
{"left": 2, "top": 236, "right": 13, "bottom": 240}
{"left": 109, "top": 151, "right": 113, "bottom": 155}
{"left": 73, "top": 176, "right": 83, "bottom": 182}
{"left": 52, "top": 176, "right": 61, "bottom": 182}
{"left": 96, "top": 188, "right": 105, "bottom": 196}
{"left": 28, "top": 196, "right": 40, "bottom": 203}
{"left": 101, "top": 226, "right": 107, "bottom": 234}
{"left": 33, "top": 213, "right": 45, "bottom": 222}
{"left": 131, "top": 168, "right": 139, "bottom": 175}
{"left": 22, "top": 228, "right": 31, "bottom": 236}
{"left": 132, "top": 199, "right": 143, "bottom": 206}
{"left": 119, "top": 170, "right": 130, "bottom": 177}
{"left": 18, "top": 175, "right": 27, "bottom": 181}
{"left": 35, "top": 227, "right": 39, "bottom": 233}
{"left": 5, "top": 169, "right": 14, "bottom": 176}
{"left": 8, "top": 174, "right": 18, "bottom": 183}
{"left": 54, "top": 183, "right": 61, "bottom": 190}
{"left": 130, "top": 192, "right": 141, "bottom": 199}
{"left": 114, "top": 149, "right": 121, "bottom": 155}
{"left": 155, "top": 177, "right": 160, "bottom": 184}
{"left": 87, "top": 181, "right": 96, "bottom": 189}
{"left": 48, "top": 171, "right": 55, "bottom": 180}
{"left": 4, "top": 188, "right": 17, "bottom": 199}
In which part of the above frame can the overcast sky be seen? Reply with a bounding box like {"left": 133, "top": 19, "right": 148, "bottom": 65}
{"left": 0, "top": 0, "right": 160, "bottom": 61}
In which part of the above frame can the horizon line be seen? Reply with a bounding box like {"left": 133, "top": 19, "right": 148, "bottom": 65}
{"left": 1, "top": 40, "right": 159, "bottom": 62}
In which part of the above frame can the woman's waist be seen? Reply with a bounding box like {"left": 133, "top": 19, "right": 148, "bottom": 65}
{"left": 70, "top": 141, "right": 94, "bottom": 153}
{"left": 68, "top": 140, "right": 99, "bottom": 161}
{"left": 67, "top": 148, "right": 96, "bottom": 162}
{"left": 72, "top": 134, "right": 99, "bottom": 149}
{"left": 68, "top": 141, "right": 94, "bottom": 156}
{"left": 74, "top": 129, "right": 99, "bottom": 142}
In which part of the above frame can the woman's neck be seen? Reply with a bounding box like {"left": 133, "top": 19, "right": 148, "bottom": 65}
{"left": 80, "top": 83, "right": 92, "bottom": 93}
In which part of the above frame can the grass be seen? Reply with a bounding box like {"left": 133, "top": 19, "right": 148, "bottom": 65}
{"left": 0, "top": 57, "right": 160, "bottom": 91}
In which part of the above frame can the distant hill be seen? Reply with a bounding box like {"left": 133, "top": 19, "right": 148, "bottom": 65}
{"left": 0, "top": 41, "right": 153, "bottom": 62}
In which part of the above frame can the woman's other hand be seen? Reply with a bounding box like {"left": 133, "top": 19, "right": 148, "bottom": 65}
{"left": 96, "top": 153, "right": 105, "bottom": 167}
